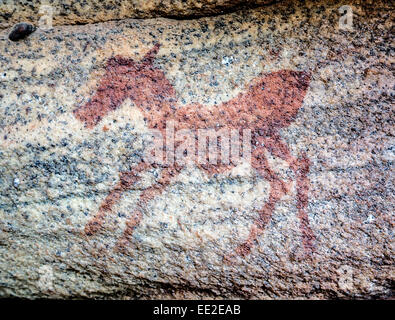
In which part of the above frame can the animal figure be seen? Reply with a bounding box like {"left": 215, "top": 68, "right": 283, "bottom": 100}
{"left": 74, "top": 43, "right": 315, "bottom": 257}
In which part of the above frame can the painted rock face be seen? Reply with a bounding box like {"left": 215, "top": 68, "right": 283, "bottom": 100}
{"left": 0, "top": 0, "right": 393, "bottom": 299}
{"left": 74, "top": 43, "right": 314, "bottom": 257}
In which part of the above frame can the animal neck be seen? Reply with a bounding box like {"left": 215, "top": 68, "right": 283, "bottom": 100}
{"left": 135, "top": 99, "right": 177, "bottom": 131}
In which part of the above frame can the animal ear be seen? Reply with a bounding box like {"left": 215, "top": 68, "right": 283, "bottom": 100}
{"left": 141, "top": 43, "right": 161, "bottom": 65}
{"left": 106, "top": 55, "right": 136, "bottom": 69}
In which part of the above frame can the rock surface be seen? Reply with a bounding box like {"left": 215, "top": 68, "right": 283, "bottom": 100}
{"left": 0, "top": 0, "right": 276, "bottom": 29}
{"left": 0, "top": 0, "right": 394, "bottom": 299}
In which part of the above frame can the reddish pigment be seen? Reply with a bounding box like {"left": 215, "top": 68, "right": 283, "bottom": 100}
{"left": 74, "top": 43, "right": 315, "bottom": 256}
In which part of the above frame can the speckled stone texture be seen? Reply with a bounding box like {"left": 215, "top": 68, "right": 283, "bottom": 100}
{"left": 0, "top": 0, "right": 276, "bottom": 29}
{"left": 0, "top": 0, "right": 394, "bottom": 299}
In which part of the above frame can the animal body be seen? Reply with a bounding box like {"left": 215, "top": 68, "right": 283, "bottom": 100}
{"left": 74, "top": 44, "right": 315, "bottom": 257}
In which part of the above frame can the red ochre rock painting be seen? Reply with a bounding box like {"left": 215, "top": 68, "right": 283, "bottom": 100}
{"left": 73, "top": 43, "right": 315, "bottom": 258}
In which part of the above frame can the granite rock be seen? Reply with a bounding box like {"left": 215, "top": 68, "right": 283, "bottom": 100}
{"left": 0, "top": 0, "right": 393, "bottom": 299}
{"left": 0, "top": 0, "right": 276, "bottom": 29}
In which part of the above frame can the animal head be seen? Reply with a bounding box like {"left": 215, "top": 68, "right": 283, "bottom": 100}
{"left": 74, "top": 43, "right": 176, "bottom": 128}
{"left": 246, "top": 70, "right": 311, "bottom": 132}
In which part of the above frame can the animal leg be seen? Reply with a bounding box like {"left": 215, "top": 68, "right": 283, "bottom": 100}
{"left": 294, "top": 152, "right": 315, "bottom": 253}
{"left": 259, "top": 134, "right": 315, "bottom": 253}
{"left": 116, "top": 166, "right": 182, "bottom": 249}
{"left": 84, "top": 162, "right": 150, "bottom": 236}
{"left": 232, "top": 145, "right": 290, "bottom": 258}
